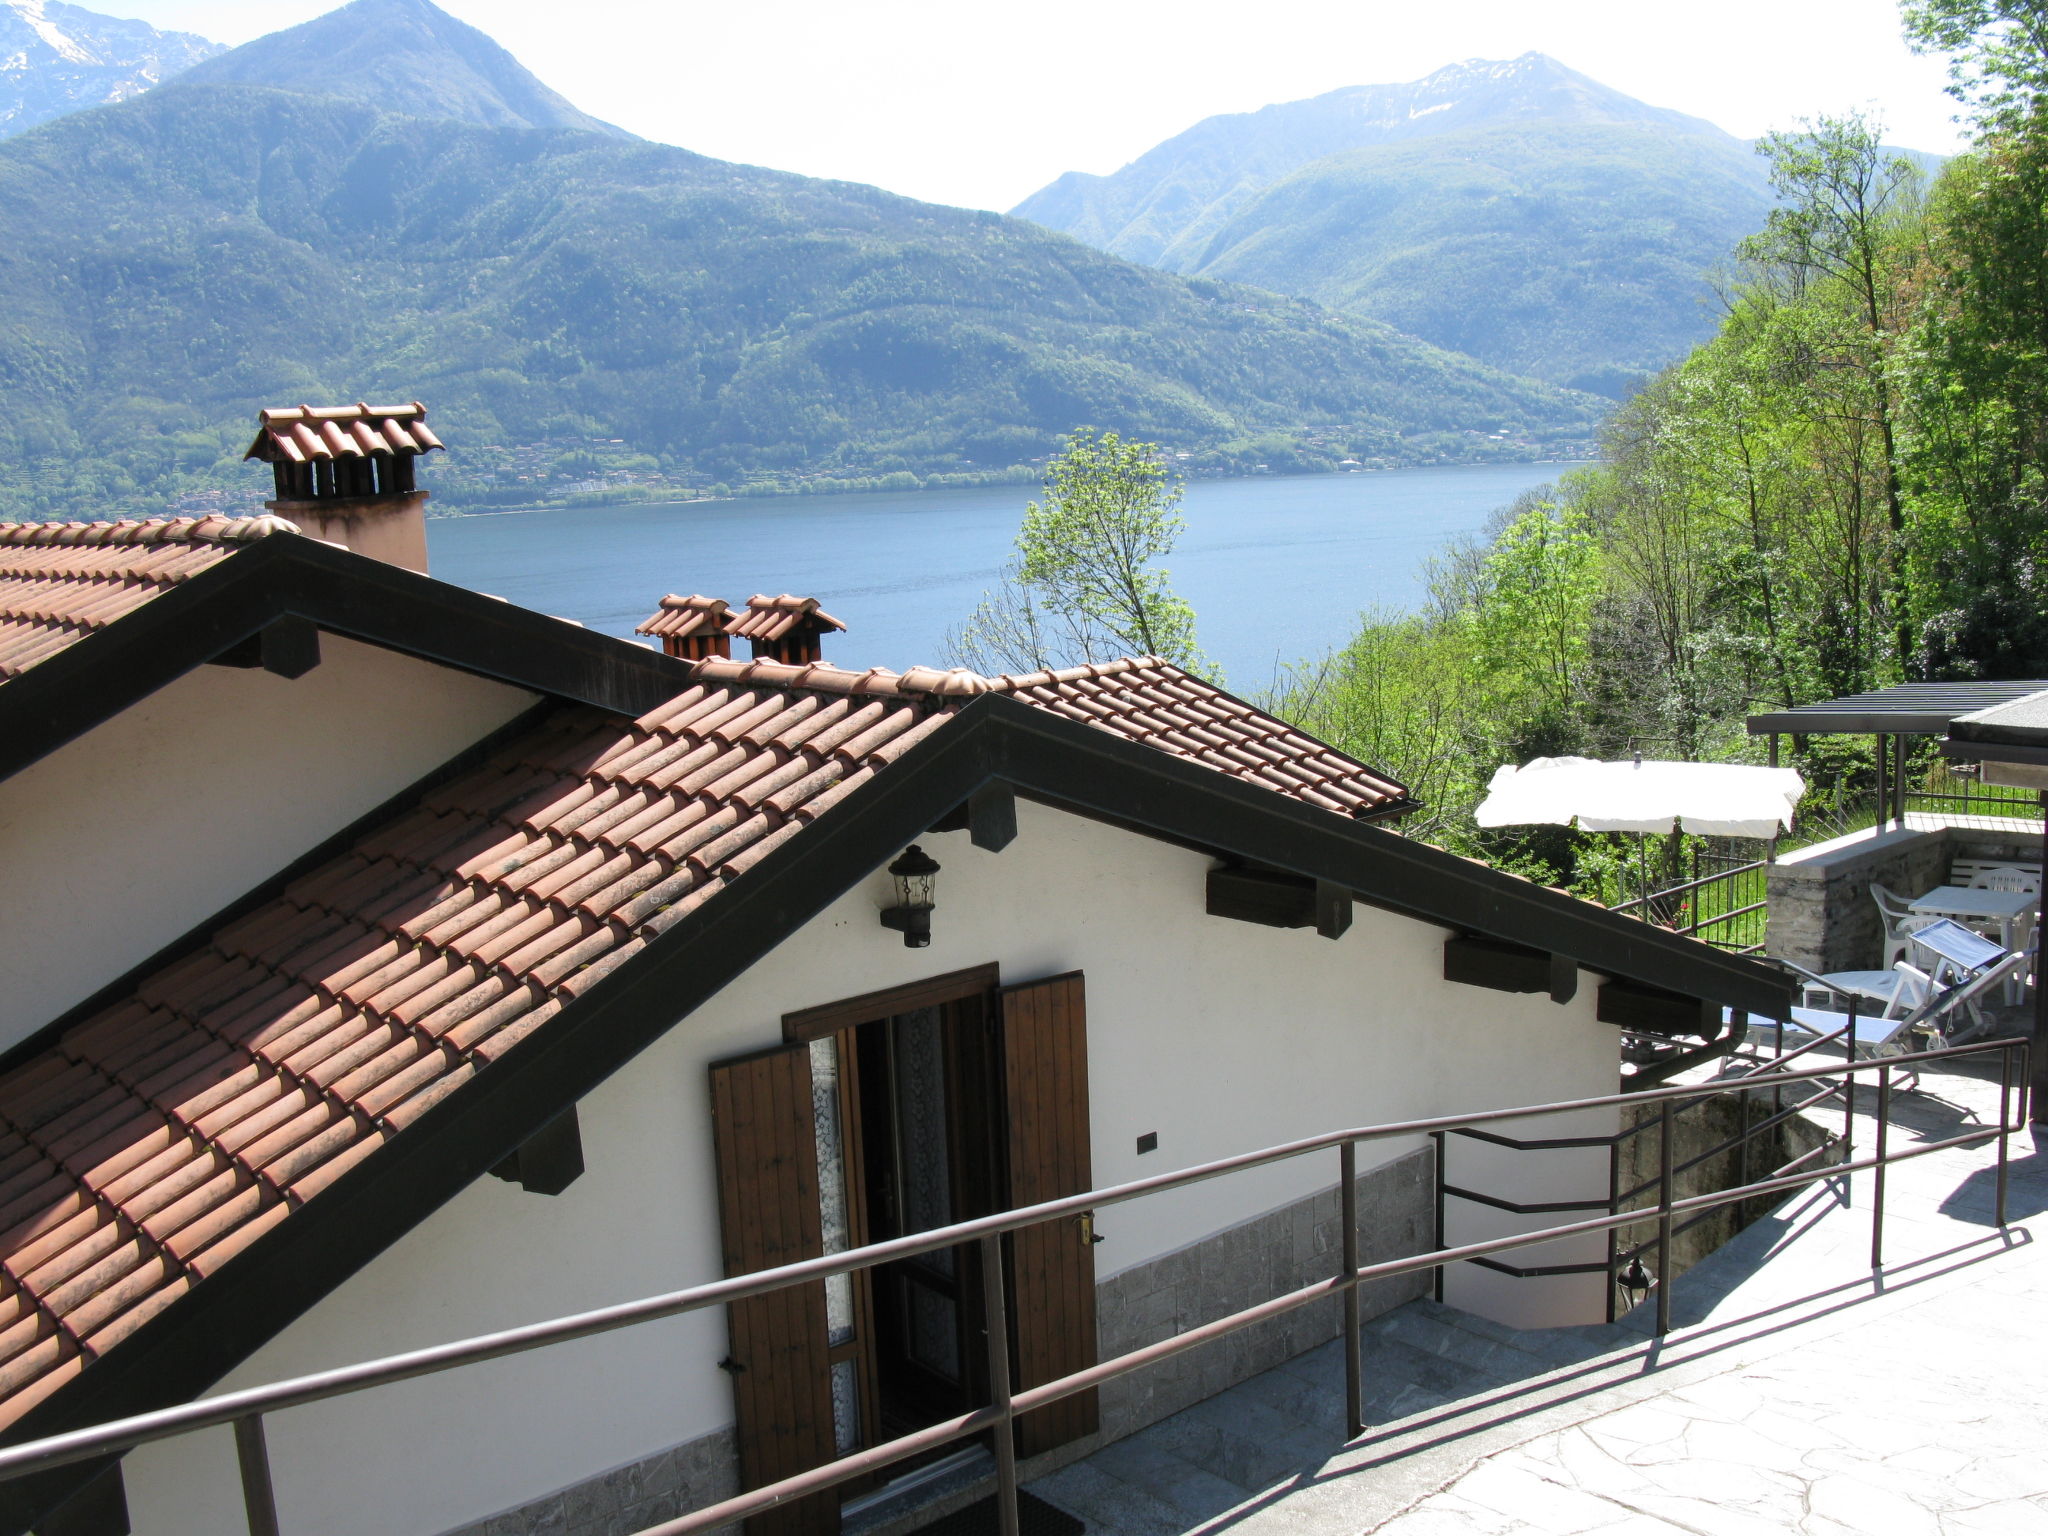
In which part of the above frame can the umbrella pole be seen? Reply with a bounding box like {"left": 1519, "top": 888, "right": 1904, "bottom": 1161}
{"left": 1636, "top": 831, "right": 1652, "bottom": 919}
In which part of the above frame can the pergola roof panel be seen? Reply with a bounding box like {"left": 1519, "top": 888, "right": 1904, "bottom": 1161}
{"left": 1748, "top": 680, "right": 2048, "bottom": 736}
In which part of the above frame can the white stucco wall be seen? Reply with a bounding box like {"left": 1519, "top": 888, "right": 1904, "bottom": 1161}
{"left": 120, "top": 798, "right": 1621, "bottom": 1536}
{"left": 0, "top": 637, "right": 537, "bottom": 1048}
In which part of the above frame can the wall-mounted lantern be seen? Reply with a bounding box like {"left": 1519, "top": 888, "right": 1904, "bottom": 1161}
{"left": 1615, "top": 1253, "right": 1654, "bottom": 1313}
{"left": 880, "top": 844, "right": 941, "bottom": 948}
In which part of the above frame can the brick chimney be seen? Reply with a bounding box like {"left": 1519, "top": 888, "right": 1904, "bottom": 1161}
{"left": 636, "top": 594, "right": 733, "bottom": 661}
{"left": 245, "top": 402, "right": 443, "bottom": 573}
{"left": 726, "top": 595, "right": 847, "bottom": 665}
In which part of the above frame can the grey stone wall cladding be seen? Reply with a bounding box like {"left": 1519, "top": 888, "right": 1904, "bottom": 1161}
{"left": 1092, "top": 1146, "right": 1433, "bottom": 1442}
{"left": 1767, "top": 826, "right": 2041, "bottom": 973}
{"left": 440, "top": 1147, "right": 1435, "bottom": 1536}
{"left": 443, "top": 1426, "right": 740, "bottom": 1536}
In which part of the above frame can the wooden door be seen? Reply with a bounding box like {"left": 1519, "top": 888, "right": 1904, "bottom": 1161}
{"left": 998, "top": 972, "right": 1101, "bottom": 1457}
{"left": 709, "top": 1044, "right": 839, "bottom": 1536}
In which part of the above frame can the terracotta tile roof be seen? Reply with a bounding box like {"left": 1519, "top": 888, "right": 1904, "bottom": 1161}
{"left": 243, "top": 404, "right": 444, "bottom": 465}
{"left": 635, "top": 595, "right": 732, "bottom": 641}
{"left": 982, "top": 657, "right": 1409, "bottom": 819}
{"left": 684, "top": 657, "right": 1406, "bottom": 816}
{"left": 0, "top": 516, "right": 298, "bottom": 684}
{"left": 724, "top": 594, "right": 846, "bottom": 644}
{"left": 0, "top": 653, "right": 1404, "bottom": 1428}
{"left": 0, "top": 682, "right": 950, "bottom": 1427}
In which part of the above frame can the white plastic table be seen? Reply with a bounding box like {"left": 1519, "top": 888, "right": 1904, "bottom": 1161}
{"left": 1907, "top": 886, "right": 2037, "bottom": 1002}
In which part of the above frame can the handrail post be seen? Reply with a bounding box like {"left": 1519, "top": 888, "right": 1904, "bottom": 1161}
{"left": 1430, "top": 1130, "right": 1446, "bottom": 1304}
{"left": 979, "top": 1232, "right": 1020, "bottom": 1536}
{"left": 233, "top": 1414, "right": 281, "bottom": 1536}
{"left": 1998, "top": 1043, "right": 2013, "bottom": 1229}
{"left": 1841, "top": 1000, "right": 1858, "bottom": 1196}
{"left": 1340, "top": 1139, "right": 1363, "bottom": 1439}
{"left": 1604, "top": 1134, "right": 1620, "bottom": 1325}
{"left": 1872, "top": 1064, "right": 1891, "bottom": 1273}
{"left": 1655, "top": 1098, "right": 1674, "bottom": 1337}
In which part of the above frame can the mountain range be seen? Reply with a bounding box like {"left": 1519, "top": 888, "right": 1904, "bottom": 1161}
{"left": 1014, "top": 56, "right": 1815, "bottom": 395}
{"left": 176, "top": 0, "right": 628, "bottom": 138}
{"left": 0, "top": 0, "right": 218, "bottom": 137}
{"left": 0, "top": 0, "right": 1598, "bottom": 521}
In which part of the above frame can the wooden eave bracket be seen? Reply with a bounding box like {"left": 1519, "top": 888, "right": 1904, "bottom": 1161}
{"left": 929, "top": 781, "right": 1018, "bottom": 852}
{"left": 1442, "top": 935, "right": 1580, "bottom": 1004}
{"left": 489, "top": 1106, "right": 585, "bottom": 1196}
{"left": 1596, "top": 979, "right": 1721, "bottom": 1040}
{"left": 207, "top": 615, "right": 321, "bottom": 680}
{"left": 1206, "top": 865, "right": 1352, "bottom": 940}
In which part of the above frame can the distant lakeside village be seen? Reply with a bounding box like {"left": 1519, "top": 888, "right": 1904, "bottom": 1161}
{"left": 150, "top": 425, "right": 1590, "bottom": 521}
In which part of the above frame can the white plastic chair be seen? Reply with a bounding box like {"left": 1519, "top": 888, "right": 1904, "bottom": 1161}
{"left": 1748, "top": 949, "right": 2029, "bottom": 1066}
{"left": 1800, "top": 961, "right": 1933, "bottom": 1020}
{"left": 1871, "top": 883, "right": 1938, "bottom": 968}
{"left": 1978, "top": 865, "right": 2040, "bottom": 894}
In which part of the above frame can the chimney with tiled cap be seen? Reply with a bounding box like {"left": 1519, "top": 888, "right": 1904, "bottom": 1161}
{"left": 726, "top": 594, "right": 847, "bottom": 666}
{"left": 635, "top": 594, "right": 733, "bottom": 661}
{"left": 244, "top": 402, "right": 443, "bottom": 573}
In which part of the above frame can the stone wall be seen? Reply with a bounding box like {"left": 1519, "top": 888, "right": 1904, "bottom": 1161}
{"left": 443, "top": 1147, "right": 1434, "bottom": 1536}
{"left": 1767, "top": 823, "right": 2041, "bottom": 973}
{"left": 1616, "top": 1091, "right": 1837, "bottom": 1290}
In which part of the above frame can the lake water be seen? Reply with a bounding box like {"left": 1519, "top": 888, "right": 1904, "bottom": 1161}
{"left": 426, "top": 462, "right": 1586, "bottom": 690}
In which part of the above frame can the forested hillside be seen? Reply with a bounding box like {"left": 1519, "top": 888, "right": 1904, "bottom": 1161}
{"left": 1270, "top": 0, "right": 2048, "bottom": 887}
{"left": 1177, "top": 123, "right": 1773, "bottom": 396}
{"left": 1015, "top": 55, "right": 1779, "bottom": 394}
{"left": 0, "top": 0, "right": 1598, "bottom": 522}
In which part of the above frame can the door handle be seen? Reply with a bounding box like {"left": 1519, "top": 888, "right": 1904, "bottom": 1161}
{"left": 1078, "top": 1213, "right": 1105, "bottom": 1246}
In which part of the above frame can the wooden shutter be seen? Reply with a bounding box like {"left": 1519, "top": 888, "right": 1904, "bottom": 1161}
{"left": 709, "top": 1044, "right": 839, "bottom": 1536}
{"left": 998, "top": 972, "right": 1100, "bottom": 1457}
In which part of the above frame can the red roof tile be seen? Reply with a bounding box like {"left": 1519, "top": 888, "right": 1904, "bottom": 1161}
{"left": 243, "top": 404, "right": 444, "bottom": 466}
{"left": 634, "top": 595, "right": 731, "bottom": 641}
{"left": 0, "top": 651, "right": 1407, "bottom": 1429}
{"left": 0, "top": 517, "right": 297, "bottom": 685}
{"left": 724, "top": 594, "right": 846, "bottom": 644}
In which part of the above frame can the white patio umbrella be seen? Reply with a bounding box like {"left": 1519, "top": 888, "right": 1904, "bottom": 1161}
{"left": 1475, "top": 756, "right": 1806, "bottom": 915}
{"left": 1475, "top": 756, "right": 1806, "bottom": 839}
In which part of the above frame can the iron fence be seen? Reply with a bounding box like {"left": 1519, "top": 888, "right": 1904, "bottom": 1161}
{"left": 1609, "top": 850, "right": 1769, "bottom": 953}
{"left": 0, "top": 1032, "right": 2025, "bottom": 1536}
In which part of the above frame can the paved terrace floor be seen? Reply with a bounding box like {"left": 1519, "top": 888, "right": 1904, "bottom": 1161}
{"left": 1023, "top": 1048, "right": 2048, "bottom": 1536}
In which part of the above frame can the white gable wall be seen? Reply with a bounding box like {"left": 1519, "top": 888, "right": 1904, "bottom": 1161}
{"left": 119, "top": 797, "right": 1621, "bottom": 1536}
{"left": 0, "top": 637, "right": 537, "bottom": 1050}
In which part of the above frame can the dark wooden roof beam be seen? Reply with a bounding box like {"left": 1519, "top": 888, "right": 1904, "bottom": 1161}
{"left": 929, "top": 780, "right": 1018, "bottom": 852}
{"left": 1207, "top": 865, "right": 1351, "bottom": 940}
{"left": 1597, "top": 979, "right": 1722, "bottom": 1040}
{"left": 206, "top": 614, "right": 321, "bottom": 680}
{"left": 1443, "top": 935, "right": 1578, "bottom": 1003}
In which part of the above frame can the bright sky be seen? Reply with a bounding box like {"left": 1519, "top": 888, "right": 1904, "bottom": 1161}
{"left": 104, "top": 0, "right": 1970, "bottom": 211}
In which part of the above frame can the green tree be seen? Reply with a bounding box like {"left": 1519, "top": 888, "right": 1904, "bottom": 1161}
{"left": 952, "top": 429, "right": 1213, "bottom": 676}
{"left": 1904, "top": 0, "right": 2048, "bottom": 128}
{"left": 1471, "top": 498, "right": 1601, "bottom": 733}
{"left": 1740, "top": 114, "right": 1923, "bottom": 667}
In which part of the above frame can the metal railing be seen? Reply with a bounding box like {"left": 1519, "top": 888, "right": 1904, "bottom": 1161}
{"left": 0, "top": 1035, "right": 2026, "bottom": 1536}
{"left": 1910, "top": 763, "right": 2044, "bottom": 830}
{"left": 1437, "top": 1002, "right": 1878, "bottom": 1323}
{"left": 1610, "top": 857, "right": 1769, "bottom": 953}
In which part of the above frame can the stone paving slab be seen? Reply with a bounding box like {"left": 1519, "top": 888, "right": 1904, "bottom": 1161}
{"left": 1029, "top": 1051, "right": 2048, "bottom": 1535}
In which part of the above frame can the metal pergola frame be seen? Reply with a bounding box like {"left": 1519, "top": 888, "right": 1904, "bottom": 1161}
{"left": 1747, "top": 680, "right": 2048, "bottom": 832}
{"left": 1940, "top": 687, "right": 2048, "bottom": 1121}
